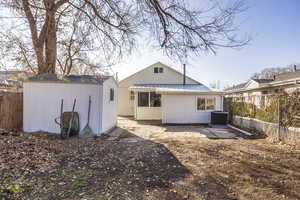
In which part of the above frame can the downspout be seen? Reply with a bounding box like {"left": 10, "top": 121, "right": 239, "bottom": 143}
{"left": 183, "top": 63, "right": 186, "bottom": 85}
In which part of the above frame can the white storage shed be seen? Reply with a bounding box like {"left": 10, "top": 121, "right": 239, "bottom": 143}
{"left": 23, "top": 74, "right": 118, "bottom": 135}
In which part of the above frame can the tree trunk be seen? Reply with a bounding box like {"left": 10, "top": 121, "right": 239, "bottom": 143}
{"left": 43, "top": 10, "right": 57, "bottom": 74}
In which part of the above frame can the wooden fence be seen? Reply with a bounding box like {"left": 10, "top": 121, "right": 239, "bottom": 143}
{"left": 0, "top": 92, "right": 23, "bottom": 130}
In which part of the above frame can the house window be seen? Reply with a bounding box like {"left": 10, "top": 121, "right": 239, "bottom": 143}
{"left": 110, "top": 88, "right": 114, "bottom": 101}
{"left": 206, "top": 98, "right": 216, "bottom": 110}
{"left": 130, "top": 91, "right": 135, "bottom": 101}
{"left": 197, "top": 98, "right": 206, "bottom": 110}
{"left": 150, "top": 92, "right": 161, "bottom": 107}
{"left": 138, "top": 92, "right": 149, "bottom": 107}
{"left": 138, "top": 92, "right": 161, "bottom": 107}
{"left": 154, "top": 67, "right": 163, "bottom": 73}
{"left": 197, "top": 97, "right": 216, "bottom": 111}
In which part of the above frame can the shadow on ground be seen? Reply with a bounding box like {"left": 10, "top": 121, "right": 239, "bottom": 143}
{"left": 0, "top": 128, "right": 190, "bottom": 200}
{"left": 158, "top": 138, "right": 300, "bottom": 200}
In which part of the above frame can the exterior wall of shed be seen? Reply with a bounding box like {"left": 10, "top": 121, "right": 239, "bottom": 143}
{"left": 23, "top": 82, "right": 103, "bottom": 135}
{"left": 161, "top": 94, "right": 223, "bottom": 124}
{"left": 101, "top": 78, "right": 118, "bottom": 133}
{"left": 118, "top": 62, "right": 199, "bottom": 116}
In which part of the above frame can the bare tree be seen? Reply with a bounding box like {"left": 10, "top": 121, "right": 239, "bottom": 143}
{"left": 0, "top": 0, "right": 250, "bottom": 74}
{"left": 251, "top": 64, "right": 300, "bottom": 79}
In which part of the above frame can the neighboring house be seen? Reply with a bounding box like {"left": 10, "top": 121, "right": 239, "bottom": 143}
{"left": 118, "top": 62, "right": 223, "bottom": 124}
{"left": 0, "top": 70, "right": 25, "bottom": 81}
{"left": 0, "top": 70, "right": 30, "bottom": 91}
{"left": 225, "top": 69, "right": 300, "bottom": 107}
{"left": 23, "top": 74, "right": 118, "bottom": 135}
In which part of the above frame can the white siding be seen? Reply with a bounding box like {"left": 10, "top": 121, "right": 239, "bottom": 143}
{"left": 136, "top": 107, "right": 162, "bottom": 120}
{"left": 118, "top": 87, "right": 134, "bottom": 116}
{"left": 161, "top": 95, "right": 223, "bottom": 124}
{"left": 23, "top": 82, "right": 102, "bottom": 134}
{"left": 119, "top": 62, "right": 198, "bottom": 87}
{"left": 118, "top": 62, "right": 199, "bottom": 116}
{"left": 101, "top": 78, "right": 118, "bottom": 133}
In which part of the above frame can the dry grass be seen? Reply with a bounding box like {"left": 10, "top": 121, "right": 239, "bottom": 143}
{"left": 1, "top": 118, "right": 300, "bottom": 200}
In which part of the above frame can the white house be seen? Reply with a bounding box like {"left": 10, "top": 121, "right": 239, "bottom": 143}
{"left": 23, "top": 74, "right": 118, "bottom": 135}
{"left": 118, "top": 62, "right": 223, "bottom": 124}
{"left": 225, "top": 69, "right": 300, "bottom": 108}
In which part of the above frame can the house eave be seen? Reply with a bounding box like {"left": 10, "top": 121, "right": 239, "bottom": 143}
{"left": 225, "top": 78, "right": 300, "bottom": 94}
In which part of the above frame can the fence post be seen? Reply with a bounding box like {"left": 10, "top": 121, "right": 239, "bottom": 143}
{"left": 277, "top": 98, "right": 281, "bottom": 141}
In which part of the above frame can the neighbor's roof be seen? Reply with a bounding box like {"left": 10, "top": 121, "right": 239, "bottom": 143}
{"left": 25, "top": 74, "right": 111, "bottom": 85}
{"left": 274, "top": 70, "right": 300, "bottom": 82}
{"left": 0, "top": 70, "right": 25, "bottom": 75}
{"left": 224, "top": 82, "right": 247, "bottom": 91}
{"left": 129, "top": 84, "right": 223, "bottom": 94}
{"left": 252, "top": 79, "right": 274, "bottom": 83}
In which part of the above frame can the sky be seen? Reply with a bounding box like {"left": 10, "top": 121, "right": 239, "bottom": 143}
{"left": 112, "top": 0, "right": 300, "bottom": 88}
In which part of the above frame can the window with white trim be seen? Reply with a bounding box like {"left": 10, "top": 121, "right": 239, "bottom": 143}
{"left": 150, "top": 92, "right": 161, "bottom": 107}
{"left": 138, "top": 92, "right": 161, "bottom": 107}
{"left": 154, "top": 67, "right": 163, "bottom": 73}
{"left": 138, "top": 92, "right": 149, "bottom": 107}
{"left": 197, "top": 97, "right": 216, "bottom": 111}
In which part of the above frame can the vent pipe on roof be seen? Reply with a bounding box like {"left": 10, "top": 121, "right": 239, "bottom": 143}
{"left": 183, "top": 63, "right": 186, "bottom": 85}
{"left": 115, "top": 72, "right": 119, "bottom": 82}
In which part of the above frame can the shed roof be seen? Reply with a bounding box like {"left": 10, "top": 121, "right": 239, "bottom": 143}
{"left": 129, "top": 84, "right": 222, "bottom": 94}
{"left": 26, "top": 74, "right": 111, "bottom": 85}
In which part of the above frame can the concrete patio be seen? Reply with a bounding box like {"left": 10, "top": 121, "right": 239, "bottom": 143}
{"left": 107, "top": 117, "right": 245, "bottom": 142}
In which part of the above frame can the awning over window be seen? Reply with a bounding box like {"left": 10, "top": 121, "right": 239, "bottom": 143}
{"left": 129, "top": 84, "right": 223, "bottom": 95}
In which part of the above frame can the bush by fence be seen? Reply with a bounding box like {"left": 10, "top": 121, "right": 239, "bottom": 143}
{"left": 225, "top": 91, "right": 300, "bottom": 144}
{"left": 0, "top": 92, "right": 23, "bottom": 130}
{"left": 225, "top": 91, "right": 300, "bottom": 127}
{"left": 228, "top": 101, "right": 278, "bottom": 123}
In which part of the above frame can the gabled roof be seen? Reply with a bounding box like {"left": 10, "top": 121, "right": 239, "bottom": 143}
{"left": 225, "top": 70, "right": 300, "bottom": 94}
{"left": 119, "top": 62, "right": 202, "bottom": 85}
{"left": 274, "top": 70, "right": 300, "bottom": 82}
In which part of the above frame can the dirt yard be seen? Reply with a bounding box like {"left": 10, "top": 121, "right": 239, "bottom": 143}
{"left": 1, "top": 117, "right": 300, "bottom": 200}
